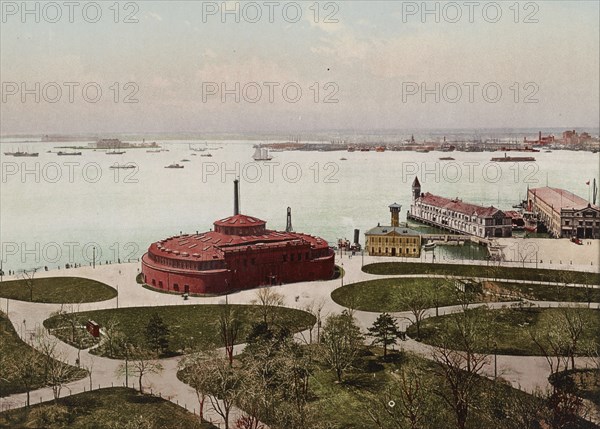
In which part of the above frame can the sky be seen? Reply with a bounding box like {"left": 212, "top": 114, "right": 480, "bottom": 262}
{"left": 1, "top": 0, "right": 599, "bottom": 135}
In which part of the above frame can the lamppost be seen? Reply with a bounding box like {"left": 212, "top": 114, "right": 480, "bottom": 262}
{"left": 116, "top": 284, "right": 119, "bottom": 308}
{"left": 494, "top": 341, "right": 498, "bottom": 380}
{"left": 93, "top": 247, "right": 96, "bottom": 269}
{"left": 361, "top": 249, "right": 364, "bottom": 267}
{"left": 341, "top": 263, "right": 344, "bottom": 287}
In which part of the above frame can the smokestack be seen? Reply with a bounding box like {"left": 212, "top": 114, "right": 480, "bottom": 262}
{"left": 286, "top": 207, "right": 293, "bottom": 232}
{"left": 233, "top": 179, "right": 240, "bottom": 215}
{"left": 353, "top": 229, "right": 360, "bottom": 245}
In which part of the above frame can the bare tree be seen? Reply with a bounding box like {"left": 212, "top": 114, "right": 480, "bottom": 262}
{"left": 202, "top": 355, "right": 242, "bottom": 429}
{"left": 302, "top": 298, "right": 326, "bottom": 344}
{"left": 251, "top": 288, "right": 285, "bottom": 327}
{"left": 36, "top": 329, "right": 79, "bottom": 401}
{"left": 218, "top": 304, "right": 241, "bottom": 366}
{"left": 178, "top": 351, "right": 213, "bottom": 420}
{"left": 320, "top": 310, "right": 363, "bottom": 383}
{"left": 398, "top": 286, "right": 432, "bottom": 340}
{"left": 117, "top": 345, "right": 163, "bottom": 393}
{"left": 100, "top": 317, "right": 126, "bottom": 358}
{"left": 430, "top": 309, "right": 493, "bottom": 429}
{"left": 20, "top": 268, "right": 37, "bottom": 302}
{"left": 1, "top": 351, "right": 43, "bottom": 406}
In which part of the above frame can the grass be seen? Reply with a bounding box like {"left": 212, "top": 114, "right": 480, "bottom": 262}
{"left": 331, "top": 278, "right": 472, "bottom": 312}
{"left": 493, "top": 282, "right": 600, "bottom": 303}
{"left": 0, "top": 277, "right": 117, "bottom": 303}
{"left": 362, "top": 262, "right": 600, "bottom": 285}
{"left": 44, "top": 304, "right": 316, "bottom": 358}
{"left": 550, "top": 369, "right": 600, "bottom": 406}
{"left": 0, "top": 312, "right": 87, "bottom": 397}
{"left": 0, "top": 387, "right": 217, "bottom": 429}
{"left": 410, "top": 307, "right": 600, "bottom": 356}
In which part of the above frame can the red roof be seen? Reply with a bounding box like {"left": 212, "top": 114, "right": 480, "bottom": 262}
{"left": 529, "top": 187, "right": 597, "bottom": 212}
{"left": 213, "top": 214, "right": 266, "bottom": 228}
{"left": 419, "top": 192, "right": 501, "bottom": 217}
{"left": 150, "top": 229, "right": 329, "bottom": 262}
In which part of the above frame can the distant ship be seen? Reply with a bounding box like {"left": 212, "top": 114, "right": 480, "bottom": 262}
{"left": 253, "top": 145, "right": 273, "bottom": 161}
{"left": 106, "top": 150, "right": 126, "bottom": 155}
{"left": 439, "top": 157, "right": 455, "bottom": 161}
{"left": 200, "top": 153, "right": 213, "bottom": 157}
{"left": 147, "top": 149, "right": 162, "bottom": 153}
{"left": 109, "top": 164, "right": 136, "bottom": 169}
{"left": 57, "top": 151, "right": 82, "bottom": 156}
{"left": 375, "top": 146, "right": 386, "bottom": 152}
{"left": 12, "top": 151, "right": 39, "bottom": 157}
{"left": 491, "top": 153, "right": 536, "bottom": 162}
{"left": 189, "top": 143, "right": 207, "bottom": 152}
{"left": 165, "top": 163, "right": 184, "bottom": 169}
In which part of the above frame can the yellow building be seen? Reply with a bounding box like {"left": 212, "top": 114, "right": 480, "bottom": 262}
{"left": 365, "top": 203, "right": 422, "bottom": 258}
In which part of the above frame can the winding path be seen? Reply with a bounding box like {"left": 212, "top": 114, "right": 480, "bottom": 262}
{"left": 1, "top": 254, "right": 598, "bottom": 427}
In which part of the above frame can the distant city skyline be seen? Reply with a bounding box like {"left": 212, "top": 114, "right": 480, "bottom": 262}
{"left": 1, "top": 1, "right": 599, "bottom": 134}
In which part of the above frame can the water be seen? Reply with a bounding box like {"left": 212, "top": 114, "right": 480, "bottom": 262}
{"left": 1, "top": 139, "right": 598, "bottom": 272}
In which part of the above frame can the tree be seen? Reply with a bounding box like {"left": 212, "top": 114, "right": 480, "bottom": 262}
{"left": 302, "top": 298, "right": 326, "bottom": 344}
{"left": 320, "top": 310, "right": 363, "bottom": 383}
{"left": 20, "top": 268, "right": 37, "bottom": 302}
{"left": 218, "top": 303, "right": 242, "bottom": 366}
{"left": 36, "top": 330, "right": 79, "bottom": 401}
{"left": 201, "top": 355, "right": 242, "bottom": 429}
{"left": 1, "top": 351, "right": 43, "bottom": 406}
{"left": 430, "top": 308, "right": 493, "bottom": 429}
{"left": 251, "top": 288, "right": 284, "bottom": 327}
{"left": 364, "top": 363, "right": 435, "bottom": 429}
{"left": 398, "top": 286, "right": 432, "bottom": 340}
{"left": 144, "top": 312, "right": 170, "bottom": 355}
{"left": 368, "top": 313, "right": 401, "bottom": 358}
{"left": 99, "top": 318, "right": 126, "bottom": 358}
{"left": 178, "top": 351, "right": 213, "bottom": 421}
{"left": 117, "top": 345, "right": 163, "bottom": 393}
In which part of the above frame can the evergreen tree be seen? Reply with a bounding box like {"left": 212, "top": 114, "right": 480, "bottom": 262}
{"left": 144, "top": 313, "right": 170, "bottom": 355}
{"left": 368, "top": 312, "right": 401, "bottom": 357}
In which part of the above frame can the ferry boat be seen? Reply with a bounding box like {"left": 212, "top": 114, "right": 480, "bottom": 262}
{"left": 491, "top": 153, "right": 536, "bottom": 162}
{"left": 165, "top": 163, "right": 184, "bottom": 169}
{"left": 253, "top": 145, "right": 273, "bottom": 161}
{"left": 57, "top": 151, "right": 82, "bottom": 156}
{"left": 109, "top": 164, "right": 136, "bottom": 169}
{"left": 106, "top": 150, "right": 126, "bottom": 155}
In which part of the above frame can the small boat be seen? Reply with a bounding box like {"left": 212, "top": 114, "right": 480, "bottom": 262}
{"left": 544, "top": 150, "right": 552, "bottom": 153}
{"left": 423, "top": 243, "right": 436, "bottom": 251}
{"left": 200, "top": 153, "right": 213, "bottom": 157}
{"left": 253, "top": 145, "right": 273, "bottom": 161}
{"left": 415, "top": 149, "right": 429, "bottom": 153}
{"left": 340, "top": 157, "right": 347, "bottom": 161}
{"left": 165, "top": 163, "right": 184, "bottom": 169}
{"left": 375, "top": 146, "right": 386, "bottom": 152}
{"left": 191, "top": 153, "right": 197, "bottom": 156}
{"left": 347, "top": 147, "right": 355, "bottom": 152}
{"left": 147, "top": 149, "right": 162, "bottom": 153}
{"left": 110, "top": 164, "right": 136, "bottom": 169}
{"left": 13, "top": 151, "right": 39, "bottom": 157}
{"left": 106, "top": 150, "right": 126, "bottom": 155}
{"left": 360, "top": 148, "right": 370, "bottom": 152}
{"left": 57, "top": 151, "right": 82, "bottom": 156}
{"left": 439, "top": 157, "right": 455, "bottom": 161}
{"left": 181, "top": 159, "right": 190, "bottom": 162}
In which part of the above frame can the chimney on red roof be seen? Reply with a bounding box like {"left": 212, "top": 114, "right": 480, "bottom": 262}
{"left": 233, "top": 179, "right": 240, "bottom": 215}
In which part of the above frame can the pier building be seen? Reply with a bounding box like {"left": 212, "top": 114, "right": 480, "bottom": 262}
{"left": 408, "top": 177, "right": 512, "bottom": 238}
{"left": 527, "top": 187, "right": 599, "bottom": 239}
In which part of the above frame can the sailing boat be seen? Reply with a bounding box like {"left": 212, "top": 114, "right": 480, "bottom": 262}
{"left": 253, "top": 145, "right": 273, "bottom": 161}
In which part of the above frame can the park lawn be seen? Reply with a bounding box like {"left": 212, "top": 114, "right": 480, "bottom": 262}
{"left": 550, "top": 369, "right": 600, "bottom": 407}
{"left": 0, "top": 387, "right": 217, "bottom": 429}
{"left": 331, "top": 278, "right": 468, "bottom": 312}
{"left": 0, "top": 312, "right": 86, "bottom": 397}
{"left": 44, "top": 304, "right": 316, "bottom": 358}
{"left": 410, "top": 307, "right": 600, "bottom": 356}
{"left": 362, "top": 262, "right": 600, "bottom": 285}
{"left": 494, "top": 282, "right": 600, "bottom": 303}
{"left": 0, "top": 277, "right": 117, "bottom": 303}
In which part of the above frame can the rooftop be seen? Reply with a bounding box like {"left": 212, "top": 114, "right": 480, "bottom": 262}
{"left": 529, "top": 187, "right": 598, "bottom": 212}
{"left": 366, "top": 225, "right": 421, "bottom": 236}
{"left": 418, "top": 192, "right": 501, "bottom": 217}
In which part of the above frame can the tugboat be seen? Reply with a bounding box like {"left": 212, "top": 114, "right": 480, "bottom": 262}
{"left": 165, "top": 163, "right": 184, "bottom": 169}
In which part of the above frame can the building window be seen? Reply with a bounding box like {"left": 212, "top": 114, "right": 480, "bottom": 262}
{"left": 283, "top": 254, "right": 287, "bottom": 262}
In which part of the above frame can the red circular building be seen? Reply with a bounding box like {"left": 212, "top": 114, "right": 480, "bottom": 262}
{"left": 141, "top": 181, "right": 335, "bottom": 295}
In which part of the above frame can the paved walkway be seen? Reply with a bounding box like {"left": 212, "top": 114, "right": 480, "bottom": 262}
{"left": 0, "top": 255, "right": 598, "bottom": 427}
